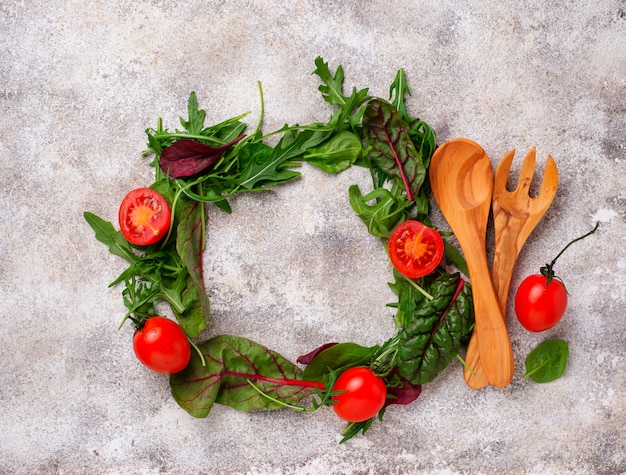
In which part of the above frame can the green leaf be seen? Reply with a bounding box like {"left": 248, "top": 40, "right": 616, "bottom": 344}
{"left": 83, "top": 212, "right": 138, "bottom": 264}
{"left": 313, "top": 57, "right": 370, "bottom": 127}
{"left": 524, "top": 339, "right": 569, "bottom": 383}
{"left": 170, "top": 335, "right": 312, "bottom": 417}
{"left": 389, "top": 68, "right": 411, "bottom": 123}
{"left": 180, "top": 91, "right": 206, "bottom": 136}
{"left": 363, "top": 99, "right": 427, "bottom": 202}
{"left": 396, "top": 273, "right": 474, "bottom": 385}
{"left": 302, "top": 342, "right": 377, "bottom": 381}
{"left": 232, "top": 130, "right": 315, "bottom": 190}
{"left": 175, "top": 200, "right": 209, "bottom": 336}
{"left": 304, "top": 130, "right": 362, "bottom": 174}
{"left": 348, "top": 184, "right": 411, "bottom": 238}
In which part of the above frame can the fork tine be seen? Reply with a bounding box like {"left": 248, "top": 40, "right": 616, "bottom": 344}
{"left": 494, "top": 149, "right": 516, "bottom": 193}
{"left": 516, "top": 147, "right": 537, "bottom": 195}
{"left": 538, "top": 154, "right": 559, "bottom": 202}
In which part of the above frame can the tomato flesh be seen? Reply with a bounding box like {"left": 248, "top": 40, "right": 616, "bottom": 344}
{"left": 119, "top": 188, "right": 171, "bottom": 246}
{"left": 514, "top": 274, "right": 568, "bottom": 332}
{"left": 388, "top": 220, "right": 444, "bottom": 278}
{"left": 133, "top": 317, "right": 191, "bottom": 374}
{"left": 332, "top": 367, "right": 387, "bottom": 423}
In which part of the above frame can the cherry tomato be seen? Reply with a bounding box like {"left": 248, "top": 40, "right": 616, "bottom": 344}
{"left": 332, "top": 367, "right": 387, "bottom": 423}
{"left": 133, "top": 317, "right": 191, "bottom": 374}
{"left": 514, "top": 275, "right": 568, "bottom": 332}
{"left": 119, "top": 188, "right": 172, "bottom": 246}
{"left": 388, "top": 220, "right": 444, "bottom": 278}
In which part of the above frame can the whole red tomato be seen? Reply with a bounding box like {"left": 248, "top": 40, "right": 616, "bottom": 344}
{"left": 388, "top": 220, "right": 444, "bottom": 279}
{"left": 119, "top": 188, "right": 172, "bottom": 246}
{"left": 332, "top": 367, "right": 387, "bottom": 423}
{"left": 515, "top": 275, "right": 568, "bottom": 332}
{"left": 133, "top": 317, "right": 191, "bottom": 374}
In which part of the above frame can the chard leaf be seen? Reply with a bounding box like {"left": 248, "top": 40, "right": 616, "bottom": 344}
{"left": 160, "top": 136, "right": 245, "bottom": 178}
{"left": 304, "top": 130, "right": 361, "bottom": 174}
{"left": 170, "top": 335, "right": 312, "bottom": 417}
{"left": 363, "top": 99, "right": 426, "bottom": 202}
{"left": 524, "top": 339, "right": 569, "bottom": 383}
{"left": 348, "top": 184, "right": 411, "bottom": 238}
{"left": 175, "top": 200, "right": 209, "bottom": 336}
{"left": 83, "top": 212, "right": 138, "bottom": 264}
{"left": 301, "top": 342, "right": 377, "bottom": 381}
{"left": 396, "top": 273, "right": 474, "bottom": 385}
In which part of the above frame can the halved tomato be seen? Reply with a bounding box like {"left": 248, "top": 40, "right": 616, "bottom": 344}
{"left": 118, "top": 188, "right": 172, "bottom": 246}
{"left": 388, "top": 220, "right": 444, "bottom": 278}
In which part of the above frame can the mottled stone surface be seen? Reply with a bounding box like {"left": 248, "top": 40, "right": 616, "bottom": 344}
{"left": 1, "top": 1, "right": 624, "bottom": 474}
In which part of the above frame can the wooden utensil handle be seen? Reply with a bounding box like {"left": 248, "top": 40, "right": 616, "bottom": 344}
{"left": 460, "top": 234, "right": 514, "bottom": 388}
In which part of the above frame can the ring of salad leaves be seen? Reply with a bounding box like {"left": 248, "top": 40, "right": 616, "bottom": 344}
{"left": 84, "top": 57, "right": 475, "bottom": 443}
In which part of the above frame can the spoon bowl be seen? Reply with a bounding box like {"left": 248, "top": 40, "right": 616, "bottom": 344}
{"left": 430, "top": 138, "right": 514, "bottom": 388}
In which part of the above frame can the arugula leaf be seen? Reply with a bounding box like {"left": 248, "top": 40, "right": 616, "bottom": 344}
{"left": 84, "top": 212, "right": 138, "bottom": 264}
{"left": 395, "top": 273, "right": 474, "bottom": 385}
{"left": 348, "top": 184, "right": 411, "bottom": 238}
{"left": 524, "top": 339, "right": 569, "bottom": 383}
{"left": 389, "top": 68, "right": 411, "bottom": 123}
{"left": 170, "top": 335, "right": 313, "bottom": 417}
{"left": 180, "top": 91, "right": 206, "bottom": 136}
{"left": 312, "top": 57, "right": 370, "bottom": 128}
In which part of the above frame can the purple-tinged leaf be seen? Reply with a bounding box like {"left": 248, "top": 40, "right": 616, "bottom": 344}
{"left": 170, "top": 335, "right": 319, "bottom": 418}
{"left": 384, "top": 367, "right": 422, "bottom": 407}
{"left": 363, "top": 99, "right": 426, "bottom": 202}
{"left": 396, "top": 273, "right": 474, "bottom": 385}
{"left": 160, "top": 135, "right": 245, "bottom": 178}
{"left": 297, "top": 342, "right": 338, "bottom": 365}
{"left": 174, "top": 200, "right": 209, "bottom": 336}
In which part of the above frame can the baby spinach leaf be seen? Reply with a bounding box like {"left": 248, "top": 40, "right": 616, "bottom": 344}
{"left": 363, "top": 99, "right": 427, "bottom": 202}
{"left": 396, "top": 273, "right": 474, "bottom": 385}
{"left": 170, "top": 335, "right": 313, "bottom": 418}
{"left": 524, "top": 339, "right": 569, "bottom": 383}
{"left": 304, "top": 130, "right": 361, "bottom": 174}
{"left": 301, "top": 342, "right": 377, "bottom": 382}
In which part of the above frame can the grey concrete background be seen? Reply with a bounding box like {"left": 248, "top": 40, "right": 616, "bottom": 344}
{"left": 1, "top": 1, "right": 624, "bottom": 474}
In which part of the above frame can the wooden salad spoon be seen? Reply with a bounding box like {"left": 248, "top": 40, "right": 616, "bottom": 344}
{"left": 430, "top": 138, "right": 514, "bottom": 388}
{"left": 463, "top": 147, "right": 559, "bottom": 389}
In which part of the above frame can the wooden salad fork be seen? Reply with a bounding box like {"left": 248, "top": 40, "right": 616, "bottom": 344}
{"left": 463, "top": 147, "right": 559, "bottom": 389}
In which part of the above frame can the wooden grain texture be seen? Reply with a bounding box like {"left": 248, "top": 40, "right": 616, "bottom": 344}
{"left": 463, "top": 148, "right": 559, "bottom": 389}
{"left": 430, "top": 139, "right": 514, "bottom": 388}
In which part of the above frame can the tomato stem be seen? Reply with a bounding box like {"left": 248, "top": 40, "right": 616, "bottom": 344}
{"left": 541, "top": 222, "right": 599, "bottom": 284}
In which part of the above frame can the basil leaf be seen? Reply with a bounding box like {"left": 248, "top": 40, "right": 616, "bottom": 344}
{"left": 524, "top": 339, "right": 569, "bottom": 383}
{"left": 170, "top": 335, "right": 311, "bottom": 417}
{"left": 302, "top": 342, "right": 377, "bottom": 381}
{"left": 396, "top": 273, "right": 474, "bottom": 385}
